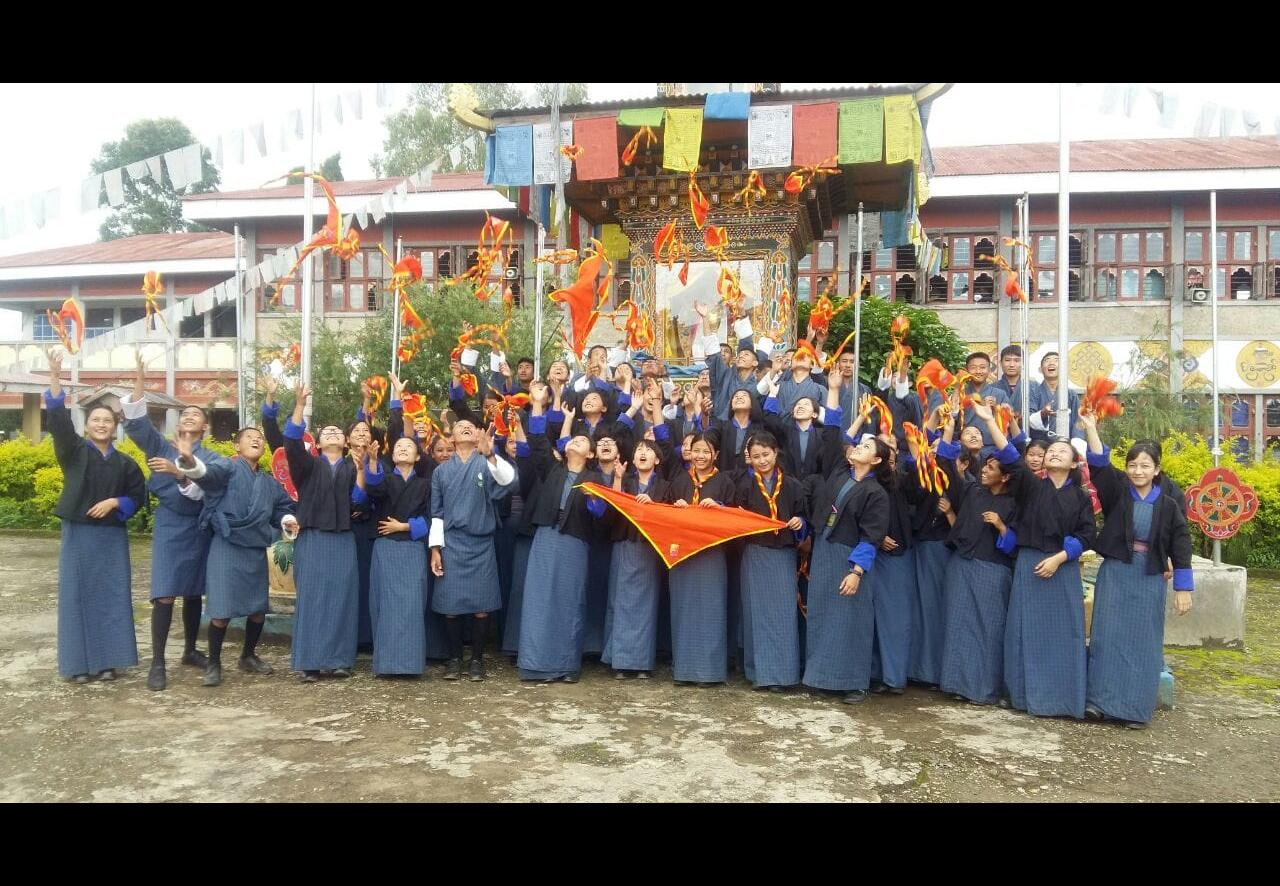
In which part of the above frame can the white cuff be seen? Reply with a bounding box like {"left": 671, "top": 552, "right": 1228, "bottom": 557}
{"left": 876, "top": 368, "right": 892, "bottom": 391}
{"left": 428, "top": 518, "right": 445, "bottom": 548}
{"left": 607, "top": 347, "right": 628, "bottom": 368}
{"left": 177, "top": 478, "right": 205, "bottom": 500}
{"left": 573, "top": 375, "right": 590, "bottom": 392}
{"left": 178, "top": 455, "right": 207, "bottom": 480}
{"left": 894, "top": 377, "right": 910, "bottom": 399}
{"left": 120, "top": 394, "right": 148, "bottom": 420}
{"left": 733, "top": 318, "right": 753, "bottom": 339}
{"left": 818, "top": 407, "right": 831, "bottom": 426}
{"left": 757, "top": 336, "right": 775, "bottom": 355}
{"left": 662, "top": 404, "right": 677, "bottom": 421}
{"left": 1029, "top": 411, "right": 1047, "bottom": 431}
{"left": 487, "top": 454, "right": 516, "bottom": 486}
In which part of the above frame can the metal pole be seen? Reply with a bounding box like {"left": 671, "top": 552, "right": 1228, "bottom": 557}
{"left": 234, "top": 222, "right": 245, "bottom": 428}
{"left": 1020, "top": 193, "right": 1031, "bottom": 431}
{"left": 550, "top": 84, "right": 567, "bottom": 287}
{"left": 534, "top": 224, "right": 546, "bottom": 377}
{"left": 1055, "top": 84, "right": 1071, "bottom": 439}
{"left": 1210, "top": 189, "right": 1222, "bottom": 565}
{"left": 391, "top": 236, "right": 403, "bottom": 376}
{"left": 851, "top": 203, "right": 865, "bottom": 383}
{"left": 300, "top": 84, "right": 316, "bottom": 423}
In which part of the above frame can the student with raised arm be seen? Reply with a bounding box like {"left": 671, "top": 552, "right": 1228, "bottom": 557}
{"left": 907, "top": 405, "right": 956, "bottom": 689}
{"left": 691, "top": 301, "right": 759, "bottom": 421}
{"left": 44, "top": 349, "right": 147, "bottom": 685}
{"left": 174, "top": 427, "right": 296, "bottom": 687}
{"left": 757, "top": 338, "right": 828, "bottom": 419}
{"left": 285, "top": 378, "right": 370, "bottom": 683}
{"left": 975, "top": 401, "right": 1095, "bottom": 719}
{"left": 1080, "top": 414, "right": 1194, "bottom": 729}
{"left": 120, "top": 350, "right": 218, "bottom": 691}
{"left": 761, "top": 372, "right": 839, "bottom": 482}
{"left": 499, "top": 391, "right": 544, "bottom": 659}
{"left": 428, "top": 414, "right": 515, "bottom": 682}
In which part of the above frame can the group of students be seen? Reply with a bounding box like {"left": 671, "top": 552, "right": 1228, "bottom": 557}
{"left": 45, "top": 313, "right": 1195, "bottom": 728}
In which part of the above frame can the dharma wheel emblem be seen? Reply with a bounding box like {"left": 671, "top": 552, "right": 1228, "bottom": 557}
{"left": 1185, "top": 467, "right": 1258, "bottom": 540}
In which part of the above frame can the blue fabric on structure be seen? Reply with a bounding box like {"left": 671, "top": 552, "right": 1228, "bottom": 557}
{"left": 705, "top": 92, "right": 750, "bottom": 120}
{"left": 1063, "top": 536, "right": 1083, "bottom": 562}
{"left": 880, "top": 176, "right": 915, "bottom": 249}
{"left": 487, "top": 125, "right": 534, "bottom": 186}
{"left": 848, "top": 541, "right": 877, "bottom": 571}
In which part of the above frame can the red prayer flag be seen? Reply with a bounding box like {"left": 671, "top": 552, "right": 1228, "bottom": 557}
{"left": 792, "top": 102, "right": 839, "bottom": 168}
{"left": 578, "top": 481, "right": 786, "bottom": 568}
{"left": 573, "top": 116, "right": 620, "bottom": 181}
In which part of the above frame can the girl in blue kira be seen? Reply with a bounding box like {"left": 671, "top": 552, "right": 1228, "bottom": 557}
{"left": 41, "top": 340, "right": 1194, "bottom": 729}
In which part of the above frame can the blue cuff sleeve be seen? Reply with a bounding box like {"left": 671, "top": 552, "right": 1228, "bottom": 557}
{"left": 848, "top": 542, "right": 878, "bottom": 572}
{"left": 364, "top": 462, "right": 384, "bottom": 486}
{"left": 1172, "top": 568, "right": 1194, "bottom": 592}
{"left": 936, "top": 439, "right": 962, "bottom": 460}
{"left": 44, "top": 389, "right": 66, "bottom": 408}
{"left": 1010, "top": 430, "right": 1029, "bottom": 449}
{"left": 823, "top": 406, "right": 843, "bottom": 427}
{"left": 548, "top": 409, "right": 565, "bottom": 425}
{"left": 926, "top": 428, "right": 941, "bottom": 444}
{"left": 586, "top": 497, "right": 607, "bottom": 518}
{"left": 617, "top": 412, "right": 636, "bottom": 429}
{"left": 449, "top": 381, "right": 465, "bottom": 401}
{"left": 516, "top": 441, "right": 531, "bottom": 458}
{"left": 556, "top": 437, "right": 568, "bottom": 454}
{"left": 996, "top": 527, "right": 1018, "bottom": 556}
{"left": 995, "top": 442, "right": 1021, "bottom": 465}
{"left": 356, "top": 407, "right": 367, "bottom": 422}
{"left": 1063, "top": 536, "right": 1084, "bottom": 562}
{"left": 618, "top": 392, "right": 633, "bottom": 409}
{"left": 389, "top": 399, "right": 402, "bottom": 411}
{"left": 283, "top": 418, "right": 306, "bottom": 440}
{"left": 261, "top": 401, "right": 279, "bottom": 420}
{"left": 528, "top": 414, "right": 547, "bottom": 436}
{"left": 408, "top": 516, "right": 428, "bottom": 541}
{"left": 792, "top": 516, "right": 809, "bottom": 544}
{"left": 115, "top": 496, "right": 139, "bottom": 521}
{"left": 764, "top": 396, "right": 781, "bottom": 415}
{"left": 1086, "top": 445, "right": 1112, "bottom": 469}
{"left": 653, "top": 423, "right": 670, "bottom": 441}
{"left": 693, "top": 415, "right": 704, "bottom": 432}
{"left": 351, "top": 485, "right": 369, "bottom": 506}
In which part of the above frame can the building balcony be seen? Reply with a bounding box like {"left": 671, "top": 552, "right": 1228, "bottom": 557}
{"left": 0, "top": 337, "right": 242, "bottom": 373}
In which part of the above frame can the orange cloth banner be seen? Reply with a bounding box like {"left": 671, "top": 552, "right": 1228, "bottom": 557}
{"left": 791, "top": 102, "right": 839, "bottom": 168}
{"left": 578, "top": 481, "right": 786, "bottom": 568}
{"left": 573, "top": 116, "right": 620, "bottom": 181}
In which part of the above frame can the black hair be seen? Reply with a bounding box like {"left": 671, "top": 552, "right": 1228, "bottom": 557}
{"left": 346, "top": 419, "right": 372, "bottom": 438}
{"left": 689, "top": 431, "right": 720, "bottom": 454}
{"left": 179, "top": 404, "right": 211, "bottom": 422}
{"left": 517, "top": 357, "right": 534, "bottom": 368}
{"left": 1125, "top": 439, "right": 1162, "bottom": 467}
{"left": 85, "top": 404, "right": 120, "bottom": 425}
{"left": 999, "top": 344, "right": 1023, "bottom": 360}
{"left": 632, "top": 438, "right": 662, "bottom": 463}
{"left": 1044, "top": 438, "right": 1084, "bottom": 486}
{"left": 1041, "top": 350, "right": 1059, "bottom": 364}
{"left": 747, "top": 430, "right": 780, "bottom": 453}
{"left": 587, "top": 344, "right": 607, "bottom": 358}
{"left": 593, "top": 425, "right": 632, "bottom": 465}
{"left": 1025, "top": 438, "right": 1049, "bottom": 454}
{"left": 964, "top": 352, "right": 991, "bottom": 367}
{"left": 870, "top": 437, "right": 896, "bottom": 489}
{"left": 793, "top": 395, "right": 820, "bottom": 415}
{"left": 234, "top": 426, "right": 264, "bottom": 443}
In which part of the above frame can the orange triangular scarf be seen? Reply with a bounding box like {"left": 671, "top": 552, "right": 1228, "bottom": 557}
{"left": 578, "top": 481, "right": 786, "bottom": 568}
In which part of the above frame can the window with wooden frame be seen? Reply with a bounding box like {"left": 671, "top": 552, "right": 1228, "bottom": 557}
{"left": 324, "top": 248, "right": 385, "bottom": 313}
{"left": 924, "top": 233, "right": 999, "bottom": 305}
{"left": 796, "top": 238, "right": 838, "bottom": 304}
{"left": 1032, "top": 232, "right": 1083, "bottom": 301}
{"left": 1186, "top": 228, "right": 1254, "bottom": 300}
{"left": 1267, "top": 229, "right": 1280, "bottom": 299}
{"left": 257, "top": 248, "right": 314, "bottom": 312}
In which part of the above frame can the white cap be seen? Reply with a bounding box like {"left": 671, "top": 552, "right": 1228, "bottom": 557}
{"left": 733, "top": 317, "right": 754, "bottom": 339}
{"left": 1070, "top": 437, "right": 1087, "bottom": 460}
{"left": 757, "top": 336, "right": 776, "bottom": 354}
{"left": 607, "top": 347, "right": 628, "bottom": 368}
{"left": 460, "top": 348, "right": 480, "bottom": 368}
{"left": 490, "top": 352, "right": 505, "bottom": 373}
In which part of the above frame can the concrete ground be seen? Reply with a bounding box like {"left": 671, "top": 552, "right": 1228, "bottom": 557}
{"left": 1, "top": 534, "right": 1277, "bottom": 802}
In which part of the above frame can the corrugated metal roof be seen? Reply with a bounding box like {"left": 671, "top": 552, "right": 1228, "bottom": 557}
{"left": 486, "top": 84, "right": 926, "bottom": 117}
{"left": 0, "top": 232, "right": 235, "bottom": 269}
{"left": 933, "top": 136, "right": 1280, "bottom": 176}
{"left": 184, "top": 172, "right": 491, "bottom": 202}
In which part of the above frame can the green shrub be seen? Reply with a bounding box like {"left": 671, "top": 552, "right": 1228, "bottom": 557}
{"left": 0, "top": 435, "right": 56, "bottom": 500}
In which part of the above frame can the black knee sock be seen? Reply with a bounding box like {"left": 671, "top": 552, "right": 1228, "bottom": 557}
{"left": 243, "top": 618, "right": 265, "bottom": 659}
{"left": 444, "top": 617, "right": 464, "bottom": 661}
{"left": 150, "top": 601, "right": 174, "bottom": 662}
{"left": 182, "top": 596, "right": 203, "bottom": 653}
{"left": 470, "top": 616, "right": 489, "bottom": 662}
{"left": 207, "top": 623, "right": 227, "bottom": 667}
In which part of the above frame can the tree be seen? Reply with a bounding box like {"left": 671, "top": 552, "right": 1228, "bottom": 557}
{"left": 1100, "top": 333, "right": 1213, "bottom": 448}
{"left": 371, "top": 83, "right": 589, "bottom": 178}
{"left": 796, "top": 296, "right": 969, "bottom": 387}
{"left": 288, "top": 153, "right": 343, "bottom": 184}
{"left": 531, "top": 83, "right": 589, "bottom": 107}
{"left": 257, "top": 282, "right": 562, "bottom": 425}
{"left": 91, "top": 118, "right": 220, "bottom": 241}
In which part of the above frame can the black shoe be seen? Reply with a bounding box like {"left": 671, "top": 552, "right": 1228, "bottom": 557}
{"left": 331, "top": 667, "right": 352, "bottom": 679}
{"left": 181, "top": 649, "right": 209, "bottom": 669}
{"left": 147, "top": 661, "right": 166, "bottom": 691}
{"left": 468, "top": 658, "right": 485, "bottom": 682}
{"left": 201, "top": 665, "right": 222, "bottom": 687}
{"left": 1124, "top": 720, "right": 1149, "bottom": 731}
{"left": 443, "top": 659, "right": 462, "bottom": 681}
{"left": 72, "top": 674, "right": 90, "bottom": 685}
{"left": 1084, "top": 704, "right": 1105, "bottom": 721}
{"left": 697, "top": 681, "right": 720, "bottom": 688}
{"left": 300, "top": 670, "right": 320, "bottom": 683}
{"left": 562, "top": 673, "right": 579, "bottom": 684}
{"left": 635, "top": 671, "right": 651, "bottom": 680}
{"left": 768, "top": 685, "right": 786, "bottom": 694}
{"left": 842, "top": 690, "right": 868, "bottom": 705}
{"left": 98, "top": 669, "right": 116, "bottom": 682}
{"left": 870, "top": 680, "right": 891, "bottom": 694}
{"left": 238, "top": 655, "right": 273, "bottom": 675}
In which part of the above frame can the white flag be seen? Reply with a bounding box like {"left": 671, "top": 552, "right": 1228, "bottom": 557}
{"left": 213, "top": 136, "right": 225, "bottom": 168}
{"left": 355, "top": 207, "right": 369, "bottom": 229}
{"left": 163, "top": 148, "right": 190, "bottom": 189}
{"left": 371, "top": 197, "right": 385, "bottom": 224}
{"left": 146, "top": 155, "right": 164, "bottom": 182}
{"left": 229, "top": 129, "right": 245, "bottom": 165}
{"left": 329, "top": 96, "right": 343, "bottom": 125}
{"left": 29, "top": 192, "right": 47, "bottom": 228}
{"left": 125, "top": 160, "right": 151, "bottom": 184}
{"left": 394, "top": 180, "right": 408, "bottom": 200}
{"left": 1153, "top": 90, "right": 1178, "bottom": 128}
{"left": 42, "top": 188, "right": 60, "bottom": 225}
{"left": 382, "top": 188, "right": 397, "bottom": 210}
{"left": 533, "top": 121, "right": 574, "bottom": 185}
{"left": 1100, "top": 84, "right": 1121, "bottom": 115}
{"left": 246, "top": 266, "right": 262, "bottom": 290}
{"left": 1122, "top": 85, "right": 1140, "bottom": 118}
{"left": 1243, "top": 111, "right": 1261, "bottom": 136}
{"left": 181, "top": 144, "right": 203, "bottom": 189}
{"left": 1194, "top": 103, "right": 1218, "bottom": 137}
{"left": 448, "top": 145, "right": 462, "bottom": 168}
{"left": 196, "top": 289, "right": 212, "bottom": 314}
{"left": 289, "top": 109, "right": 304, "bottom": 139}
{"left": 344, "top": 91, "right": 362, "bottom": 121}
{"left": 1219, "top": 107, "right": 1238, "bottom": 137}
{"left": 376, "top": 83, "right": 391, "bottom": 108}
{"left": 104, "top": 168, "right": 126, "bottom": 206}
{"left": 251, "top": 122, "right": 267, "bottom": 157}
{"left": 748, "top": 104, "right": 793, "bottom": 169}
{"left": 80, "top": 175, "right": 103, "bottom": 212}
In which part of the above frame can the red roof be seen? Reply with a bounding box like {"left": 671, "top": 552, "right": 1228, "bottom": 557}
{"left": 184, "top": 172, "right": 491, "bottom": 202}
{"left": 933, "top": 136, "right": 1280, "bottom": 176}
{"left": 0, "top": 232, "right": 235, "bottom": 269}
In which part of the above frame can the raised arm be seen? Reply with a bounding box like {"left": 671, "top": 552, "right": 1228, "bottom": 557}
{"left": 284, "top": 379, "right": 314, "bottom": 490}
{"left": 43, "top": 349, "right": 80, "bottom": 466}
{"left": 261, "top": 373, "right": 284, "bottom": 452}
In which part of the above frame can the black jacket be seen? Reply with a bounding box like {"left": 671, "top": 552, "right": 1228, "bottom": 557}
{"left": 1090, "top": 458, "right": 1193, "bottom": 579}
{"left": 521, "top": 426, "right": 605, "bottom": 541}
{"left": 1005, "top": 458, "right": 1096, "bottom": 558}
{"left": 47, "top": 399, "right": 146, "bottom": 526}
{"left": 285, "top": 430, "right": 358, "bottom": 532}
{"left": 367, "top": 468, "right": 431, "bottom": 542}
{"left": 733, "top": 470, "right": 807, "bottom": 549}
{"left": 808, "top": 468, "right": 890, "bottom": 552}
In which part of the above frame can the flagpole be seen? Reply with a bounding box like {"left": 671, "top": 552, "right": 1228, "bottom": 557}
{"left": 851, "top": 202, "right": 865, "bottom": 383}
{"left": 300, "top": 83, "right": 316, "bottom": 422}
{"left": 1055, "top": 84, "right": 1071, "bottom": 439}
{"left": 391, "top": 236, "right": 403, "bottom": 376}
{"left": 234, "top": 222, "right": 245, "bottom": 428}
{"left": 1019, "top": 193, "right": 1031, "bottom": 431}
{"left": 534, "top": 224, "right": 546, "bottom": 377}
{"left": 1210, "top": 189, "right": 1222, "bottom": 566}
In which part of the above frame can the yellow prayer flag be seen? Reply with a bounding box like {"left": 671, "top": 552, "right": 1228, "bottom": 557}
{"left": 884, "top": 95, "right": 919, "bottom": 165}
{"left": 601, "top": 224, "right": 631, "bottom": 262}
{"left": 662, "top": 108, "right": 703, "bottom": 173}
